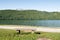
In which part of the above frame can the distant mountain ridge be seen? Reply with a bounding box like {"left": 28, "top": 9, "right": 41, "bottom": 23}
{"left": 0, "top": 9, "right": 60, "bottom": 20}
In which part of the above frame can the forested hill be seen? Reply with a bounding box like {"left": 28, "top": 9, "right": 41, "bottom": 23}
{"left": 0, "top": 10, "right": 60, "bottom": 20}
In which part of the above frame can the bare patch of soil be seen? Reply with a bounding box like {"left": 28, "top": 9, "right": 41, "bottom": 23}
{"left": 37, "top": 38, "right": 51, "bottom": 40}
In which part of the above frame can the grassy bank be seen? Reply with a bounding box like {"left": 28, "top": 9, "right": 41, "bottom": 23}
{"left": 0, "top": 29, "right": 60, "bottom": 40}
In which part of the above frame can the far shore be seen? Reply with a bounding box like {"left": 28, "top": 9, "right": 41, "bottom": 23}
{"left": 0, "top": 25, "right": 60, "bottom": 33}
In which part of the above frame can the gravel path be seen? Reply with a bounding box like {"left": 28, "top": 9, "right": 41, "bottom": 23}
{"left": 0, "top": 25, "right": 60, "bottom": 33}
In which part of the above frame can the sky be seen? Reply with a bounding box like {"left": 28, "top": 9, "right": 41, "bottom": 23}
{"left": 0, "top": 0, "right": 60, "bottom": 12}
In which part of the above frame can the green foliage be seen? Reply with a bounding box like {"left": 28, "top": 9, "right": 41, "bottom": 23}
{"left": 0, "top": 29, "right": 38, "bottom": 40}
{"left": 40, "top": 32, "right": 60, "bottom": 40}
{"left": 0, "top": 9, "right": 60, "bottom": 20}
{"left": 0, "top": 29, "right": 60, "bottom": 40}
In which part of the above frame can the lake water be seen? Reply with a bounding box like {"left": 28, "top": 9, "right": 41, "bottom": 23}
{"left": 0, "top": 20, "right": 60, "bottom": 27}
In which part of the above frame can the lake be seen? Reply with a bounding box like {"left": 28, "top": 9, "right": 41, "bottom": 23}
{"left": 0, "top": 20, "right": 60, "bottom": 27}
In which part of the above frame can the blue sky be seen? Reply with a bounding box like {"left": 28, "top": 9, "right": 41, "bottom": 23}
{"left": 0, "top": 0, "right": 60, "bottom": 11}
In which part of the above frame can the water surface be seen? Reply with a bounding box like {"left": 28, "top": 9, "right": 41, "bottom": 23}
{"left": 0, "top": 20, "right": 60, "bottom": 27}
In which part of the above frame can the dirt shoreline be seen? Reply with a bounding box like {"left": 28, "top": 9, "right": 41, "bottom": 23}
{"left": 0, "top": 25, "right": 60, "bottom": 33}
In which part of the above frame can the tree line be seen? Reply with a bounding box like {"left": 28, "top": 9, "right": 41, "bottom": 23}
{"left": 0, "top": 10, "right": 60, "bottom": 20}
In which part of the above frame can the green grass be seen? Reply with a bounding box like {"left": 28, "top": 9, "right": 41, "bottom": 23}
{"left": 0, "top": 29, "right": 60, "bottom": 40}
